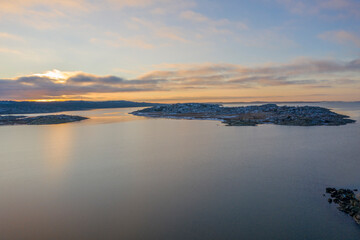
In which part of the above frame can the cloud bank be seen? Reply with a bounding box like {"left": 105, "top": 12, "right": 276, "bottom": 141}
{"left": 0, "top": 58, "right": 359, "bottom": 100}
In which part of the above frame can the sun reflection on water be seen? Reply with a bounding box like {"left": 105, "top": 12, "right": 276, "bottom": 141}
{"left": 42, "top": 124, "right": 74, "bottom": 179}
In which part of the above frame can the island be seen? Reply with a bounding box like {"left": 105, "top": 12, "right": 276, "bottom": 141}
{"left": 131, "top": 103, "right": 356, "bottom": 126}
{"left": 0, "top": 114, "right": 88, "bottom": 126}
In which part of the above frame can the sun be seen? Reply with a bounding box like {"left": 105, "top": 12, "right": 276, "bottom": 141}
{"left": 34, "top": 69, "right": 67, "bottom": 83}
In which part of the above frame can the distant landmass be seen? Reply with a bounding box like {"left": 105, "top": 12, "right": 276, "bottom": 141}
{"left": 216, "top": 101, "right": 360, "bottom": 104}
{"left": 0, "top": 100, "right": 157, "bottom": 114}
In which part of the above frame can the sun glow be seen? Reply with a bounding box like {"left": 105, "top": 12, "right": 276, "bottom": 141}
{"left": 30, "top": 99, "right": 66, "bottom": 102}
{"left": 34, "top": 69, "right": 67, "bottom": 82}
{"left": 33, "top": 69, "right": 81, "bottom": 84}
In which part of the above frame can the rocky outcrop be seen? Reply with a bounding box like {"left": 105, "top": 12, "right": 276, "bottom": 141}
{"left": 131, "top": 103, "right": 356, "bottom": 126}
{"left": 0, "top": 114, "right": 88, "bottom": 125}
{"left": 325, "top": 188, "right": 360, "bottom": 225}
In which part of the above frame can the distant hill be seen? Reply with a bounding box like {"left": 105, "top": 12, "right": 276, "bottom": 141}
{"left": 0, "top": 100, "right": 157, "bottom": 114}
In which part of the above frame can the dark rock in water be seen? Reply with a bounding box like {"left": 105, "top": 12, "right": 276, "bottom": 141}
{"left": 224, "top": 119, "right": 258, "bottom": 126}
{"left": 326, "top": 187, "right": 337, "bottom": 194}
{"left": 131, "top": 103, "right": 356, "bottom": 127}
{"left": 354, "top": 214, "right": 360, "bottom": 224}
{"left": 325, "top": 187, "right": 360, "bottom": 225}
{"left": 0, "top": 114, "right": 88, "bottom": 126}
{"left": 354, "top": 189, "right": 358, "bottom": 192}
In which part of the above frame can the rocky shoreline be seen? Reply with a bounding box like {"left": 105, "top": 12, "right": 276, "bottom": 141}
{"left": 131, "top": 103, "right": 356, "bottom": 126}
{"left": 0, "top": 114, "right": 88, "bottom": 125}
{"left": 325, "top": 188, "right": 360, "bottom": 225}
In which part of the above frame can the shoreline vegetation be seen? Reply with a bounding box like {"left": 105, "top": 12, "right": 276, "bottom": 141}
{"left": 131, "top": 103, "right": 356, "bottom": 126}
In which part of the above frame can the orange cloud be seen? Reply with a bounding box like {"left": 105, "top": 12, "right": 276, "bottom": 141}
{"left": 0, "top": 0, "right": 91, "bottom": 14}
{"left": 0, "top": 0, "right": 93, "bottom": 30}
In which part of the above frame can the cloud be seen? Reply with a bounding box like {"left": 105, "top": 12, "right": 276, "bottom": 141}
{"left": 106, "top": 0, "right": 197, "bottom": 13}
{"left": 178, "top": 10, "right": 248, "bottom": 39}
{"left": 67, "top": 74, "right": 125, "bottom": 84}
{"left": 131, "top": 17, "right": 189, "bottom": 43}
{"left": 1, "top": 58, "right": 358, "bottom": 100}
{"left": 0, "top": 70, "right": 163, "bottom": 100}
{"left": 91, "top": 16, "right": 189, "bottom": 50}
{"left": 180, "top": 10, "right": 248, "bottom": 30}
{"left": 0, "top": 0, "right": 92, "bottom": 14}
{"left": 0, "top": 47, "right": 22, "bottom": 55}
{"left": 0, "top": 0, "right": 93, "bottom": 30}
{"left": 0, "top": 0, "right": 194, "bottom": 19}
{"left": 0, "top": 0, "right": 290, "bottom": 50}
{"left": 106, "top": 0, "right": 163, "bottom": 8}
{"left": 145, "top": 95, "right": 287, "bottom": 102}
{"left": 150, "top": 58, "right": 360, "bottom": 78}
{"left": 0, "top": 32, "right": 24, "bottom": 42}
{"left": 138, "top": 58, "right": 360, "bottom": 89}
{"left": 90, "top": 32, "right": 155, "bottom": 49}
{"left": 176, "top": 9, "right": 294, "bottom": 49}
{"left": 319, "top": 30, "right": 360, "bottom": 47}
{"left": 276, "top": 0, "right": 360, "bottom": 19}
{"left": 106, "top": 0, "right": 178, "bottom": 9}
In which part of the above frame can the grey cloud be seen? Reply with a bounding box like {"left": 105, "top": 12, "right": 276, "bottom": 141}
{"left": 67, "top": 74, "right": 166, "bottom": 85}
{"left": 67, "top": 74, "right": 125, "bottom": 84}
{"left": 0, "top": 73, "right": 162, "bottom": 100}
{"left": 242, "top": 58, "right": 360, "bottom": 76}
{"left": 139, "top": 58, "right": 360, "bottom": 88}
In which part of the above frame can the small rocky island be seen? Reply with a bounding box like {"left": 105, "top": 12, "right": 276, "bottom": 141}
{"left": 325, "top": 188, "right": 360, "bottom": 225}
{"left": 131, "top": 103, "right": 355, "bottom": 126}
{"left": 0, "top": 114, "right": 88, "bottom": 126}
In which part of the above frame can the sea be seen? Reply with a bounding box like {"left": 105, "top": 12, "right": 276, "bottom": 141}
{"left": 0, "top": 102, "right": 359, "bottom": 239}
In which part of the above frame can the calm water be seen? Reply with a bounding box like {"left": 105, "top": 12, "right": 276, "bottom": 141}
{"left": 0, "top": 102, "right": 360, "bottom": 239}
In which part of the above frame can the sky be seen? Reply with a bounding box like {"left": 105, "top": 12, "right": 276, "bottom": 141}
{"left": 0, "top": 0, "right": 359, "bottom": 102}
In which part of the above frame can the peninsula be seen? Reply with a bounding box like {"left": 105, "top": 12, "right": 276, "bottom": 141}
{"left": 131, "top": 103, "right": 356, "bottom": 126}
{"left": 0, "top": 100, "right": 156, "bottom": 114}
{"left": 0, "top": 114, "right": 88, "bottom": 126}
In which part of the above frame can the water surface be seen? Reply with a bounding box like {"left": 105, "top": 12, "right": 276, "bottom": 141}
{"left": 0, "top": 103, "right": 359, "bottom": 239}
